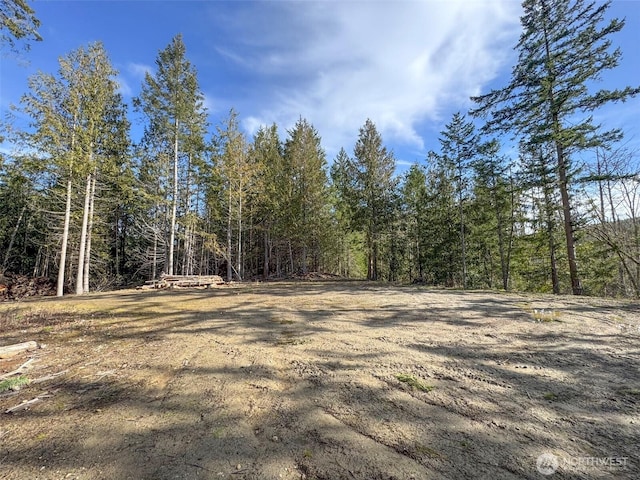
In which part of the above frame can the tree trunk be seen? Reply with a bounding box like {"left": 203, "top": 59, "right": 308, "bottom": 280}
{"left": 83, "top": 172, "right": 97, "bottom": 293}
{"left": 504, "top": 171, "right": 516, "bottom": 291}
{"left": 276, "top": 244, "right": 281, "bottom": 277}
{"left": 0, "top": 341, "right": 39, "bottom": 359}
{"left": 181, "top": 222, "right": 189, "bottom": 276}
{"left": 457, "top": 163, "right": 467, "bottom": 289}
{"left": 495, "top": 176, "right": 513, "bottom": 292}
{"left": 538, "top": 180, "right": 560, "bottom": 295}
{"left": 57, "top": 178, "right": 73, "bottom": 297}
{"left": 114, "top": 207, "right": 120, "bottom": 278}
{"left": 263, "top": 229, "right": 270, "bottom": 279}
{"left": 372, "top": 238, "right": 378, "bottom": 281}
{"left": 288, "top": 240, "right": 294, "bottom": 274}
{"left": 181, "top": 154, "right": 192, "bottom": 275}
{"left": 497, "top": 214, "right": 508, "bottom": 290}
{"left": 555, "top": 141, "right": 582, "bottom": 294}
{"left": 459, "top": 200, "right": 467, "bottom": 289}
{"left": 76, "top": 172, "right": 92, "bottom": 295}
{"left": 168, "top": 120, "right": 179, "bottom": 276}
{"left": 227, "top": 191, "right": 233, "bottom": 281}
{"left": 547, "top": 228, "right": 560, "bottom": 295}
{"left": 541, "top": 13, "right": 582, "bottom": 295}
{"left": 152, "top": 199, "right": 159, "bottom": 279}
{"left": 367, "top": 242, "right": 373, "bottom": 280}
{"left": 237, "top": 191, "right": 243, "bottom": 280}
{"left": 302, "top": 245, "right": 308, "bottom": 275}
{"left": 32, "top": 245, "right": 42, "bottom": 277}
{"left": 152, "top": 233, "right": 158, "bottom": 280}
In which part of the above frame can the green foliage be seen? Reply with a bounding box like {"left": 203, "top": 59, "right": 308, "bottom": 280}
{"left": 472, "top": 0, "right": 640, "bottom": 295}
{"left": 215, "top": 108, "right": 251, "bottom": 280}
{"left": 282, "top": 117, "right": 330, "bottom": 274}
{"left": 348, "top": 119, "right": 398, "bottom": 280}
{"left": 2, "top": 15, "right": 639, "bottom": 297}
{"left": 134, "top": 34, "right": 208, "bottom": 277}
{"left": 401, "top": 164, "right": 428, "bottom": 282}
{"left": 395, "top": 374, "right": 434, "bottom": 392}
{"left": 421, "top": 151, "right": 459, "bottom": 286}
{"left": 135, "top": 34, "right": 207, "bottom": 143}
{"left": 468, "top": 141, "right": 518, "bottom": 290}
{"left": 248, "top": 123, "right": 283, "bottom": 277}
{"left": 433, "top": 113, "right": 483, "bottom": 288}
{"left": 1, "top": 0, "right": 41, "bottom": 54}
{"left": 0, "top": 375, "right": 29, "bottom": 393}
{"left": 8, "top": 42, "right": 130, "bottom": 294}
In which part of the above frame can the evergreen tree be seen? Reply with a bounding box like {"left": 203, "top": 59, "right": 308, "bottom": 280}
{"left": 215, "top": 109, "right": 250, "bottom": 281}
{"left": 330, "top": 148, "right": 363, "bottom": 278}
{"left": 471, "top": 0, "right": 640, "bottom": 295}
{"left": 282, "top": 117, "right": 329, "bottom": 274}
{"left": 401, "top": 164, "right": 428, "bottom": 282}
{"left": 470, "top": 141, "right": 518, "bottom": 290}
{"left": 351, "top": 119, "right": 397, "bottom": 281}
{"left": 435, "top": 112, "right": 481, "bottom": 289}
{"left": 71, "top": 44, "right": 127, "bottom": 294}
{"left": 96, "top": 93, "right": 132, "bottom": 288}
{"left": 423, "top": 151, "right": 459, "bottom": 286}
{"left": 134, "top": 34, "right": 207, "bottom": 276}
{"left": 518, "top": 142, "right": 563, "bottom": 293}
{"left": 134, "top": 127, "right": 172, "bottom": 280}
{"left": 249, "top": 124, "right": 283, "bottom": 278}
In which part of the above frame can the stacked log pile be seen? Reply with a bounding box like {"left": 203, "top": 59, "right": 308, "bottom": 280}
{"left": 138, "top": 274, "right": 225, "bottom": 290}
{"left": 0, "top": 273, "right": 56, "bottom": 301}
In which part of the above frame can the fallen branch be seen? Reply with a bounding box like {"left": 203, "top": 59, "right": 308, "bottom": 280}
{"left": 30, "top": 370, "right": 68, "bottom": 384}
{"left": 0, "top": 389, "right": 20, "bottom": 399}
{"left": 0, "top": 358, "right": 35, "bottom": 380}
{"left": 0, "top": 341, "right": 39, "bottom": 359}
{"left": 5, "top": 393, "right": 52, "bottom": 414}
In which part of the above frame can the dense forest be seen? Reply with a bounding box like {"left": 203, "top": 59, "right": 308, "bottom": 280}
{"left": 1, "top": 0, "right": 640, "bottom": 297}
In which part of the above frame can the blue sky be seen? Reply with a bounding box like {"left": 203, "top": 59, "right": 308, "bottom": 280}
{"left": 2, "top": 0, "right": 639, "bottom": 170}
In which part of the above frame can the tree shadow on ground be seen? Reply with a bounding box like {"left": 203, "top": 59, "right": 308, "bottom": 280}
{"left": 0, "top": 281, "right": 638, "bottom": 479}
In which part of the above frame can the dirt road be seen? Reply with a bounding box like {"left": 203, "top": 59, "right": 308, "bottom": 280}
{"left": 0, "top": 282, "right": 638, "bottom": 479}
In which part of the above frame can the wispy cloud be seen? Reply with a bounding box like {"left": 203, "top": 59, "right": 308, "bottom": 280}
{"left": 127, "top": 62, "right": 153, "bottom": 80}
{"left": 116, "top": 75, "right": 133, "bottom": 97}
{"left": 117, "top": 62, "right": 154, "bottom": 100}
{"left": 207, "top": 0, "right": 521, "bottom": 158}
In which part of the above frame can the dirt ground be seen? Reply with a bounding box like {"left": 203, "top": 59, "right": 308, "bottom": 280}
{"left": 0, "top": 281, "right": 638, "bottom": 479}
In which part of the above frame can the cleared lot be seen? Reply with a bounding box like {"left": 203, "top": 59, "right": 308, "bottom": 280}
{"left": 0, "top": 281, "right": 638, "bottom": 479}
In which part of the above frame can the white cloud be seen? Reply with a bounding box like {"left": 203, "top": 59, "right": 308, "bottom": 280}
{"left": 202, "top": 92, "right": 218, "bottom": 115}
{"left": 116, "top": 75, "right": 133, "bottom": 97}
{"left": 127, "top": 62, "right": 153, "bottom": 80}
{"left": 117, "top": 62, "right": 154, "bottom": 99}
{"left": 211, "top": 1, "right": 522, "bottom": 159}
{"left": 243, "top": 116, "right": 265, "bottom": 138}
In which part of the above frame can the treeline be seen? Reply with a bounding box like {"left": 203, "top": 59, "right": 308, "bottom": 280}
{"left": 1, "top": 0, "right": 640, "bottom": 297}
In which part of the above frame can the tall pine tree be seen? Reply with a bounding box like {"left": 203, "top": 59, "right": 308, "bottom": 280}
{"left": 435, "top": 113, "right": 482, "bottom": 289}
{"left": 351, "top": 119, "right": 397, "bottom": 281}
{"left": 282, "top": 117, "right": 329, "bottom": 274}
{"left": 471, "top": 0, "right": 640, "bottom": 295}
{"left": 134, "top": 34, "right": 207, "bottom": 276}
